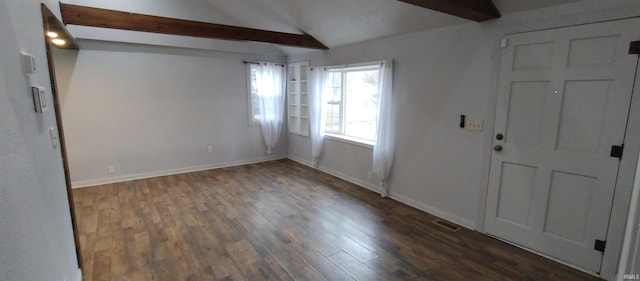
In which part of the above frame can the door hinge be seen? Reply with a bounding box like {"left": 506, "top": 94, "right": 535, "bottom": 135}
{"left": 610, "top": 144, "right": 624, "bottom": 159}
{"left": 630, "top": 41, "right": 640, "bottom": 55}
{"left": 594, "top": 239, "right": 606, "bottom": 252}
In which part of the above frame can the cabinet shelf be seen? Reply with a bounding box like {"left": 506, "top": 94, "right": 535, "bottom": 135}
{"left": 287, "top": 61, "right": 310, "bottom": 137}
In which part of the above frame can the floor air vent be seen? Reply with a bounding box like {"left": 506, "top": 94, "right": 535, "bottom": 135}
{"left": 433, "top": 219, "right": 461, "bottom": 232}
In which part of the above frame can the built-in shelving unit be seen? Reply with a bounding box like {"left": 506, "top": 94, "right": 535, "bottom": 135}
{"left": 288, "top": 61, "right": 309, "bottom": 136}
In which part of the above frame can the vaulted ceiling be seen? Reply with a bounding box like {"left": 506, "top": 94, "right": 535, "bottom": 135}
{"left": 60, "top": 0, "right": 583, "bottom": 55}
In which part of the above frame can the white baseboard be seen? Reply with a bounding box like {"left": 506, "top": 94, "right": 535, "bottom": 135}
{"left": 73, "top": 268, "right": 82, "bottom": 281}
{"left": 288, "top": 154, "right": 476, "bottom": 230}
{"left": 74, "top": 153, "right": 476, "bottom": 230}
{"left": 288, "top": 155, "right": 380, "bottom": 192}
{"left": 389, "top": 192, "right": 476, "bottom": 230}
{"left": 72, "top": 155, "right": 287, "bottom": 188}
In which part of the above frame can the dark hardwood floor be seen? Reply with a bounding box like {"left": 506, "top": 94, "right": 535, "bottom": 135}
{"left": 72, "top": 159, "right": 603, "bottom": 281}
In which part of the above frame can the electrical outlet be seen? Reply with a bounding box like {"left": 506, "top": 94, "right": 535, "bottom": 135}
{"left": 108, "top": 165, "right": 115, "bottom": 174}
{"left": 367, "top": 171, "right": 373, "bottom": 180}
{"left": 208, "top": 145, "right": 214, "bottom": 153}
{"left": 466, "top": 118, "right": 484, "bottom": 131}
{"left": 292, "top": 147, "right": 297, "bottom": 155}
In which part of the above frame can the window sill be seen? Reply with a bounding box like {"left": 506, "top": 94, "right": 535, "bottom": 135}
{"left": 325, "top": 134, "right": 375, "bottom": 149}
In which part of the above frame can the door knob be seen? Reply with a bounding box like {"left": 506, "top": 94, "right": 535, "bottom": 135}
{"left": 494, "top": 144, "right": 503, "bottom": 152}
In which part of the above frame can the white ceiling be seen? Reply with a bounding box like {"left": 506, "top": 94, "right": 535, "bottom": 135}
{"left": 494, "top": 0, "right": 583, "bottom": 14}
{"left": 63, "top": 0, "right": 584, "bottom": 54}
{"left": 200, "top": 0, "right": 583, "bottom": 48}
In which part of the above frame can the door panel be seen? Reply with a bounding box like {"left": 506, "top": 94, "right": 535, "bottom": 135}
{"left": 506, "top": 82, "right": 548, "bottom": 146}
{"left": 497, "top": 162, "right": 537, "bottom": 227}
{"left": 544, "top": 171, "right": 595, "bottom": 244}
{"left": 514, "top": 42, "right": 554, "bottom": 70}
{"left": 485, "top": 19, "right": 639, "bottom": 273}
{"left": 567, "top": 35, "right": 619, "bottom": 67}
{"left": 556, "top": 80, "right": 611, "bottom": 152}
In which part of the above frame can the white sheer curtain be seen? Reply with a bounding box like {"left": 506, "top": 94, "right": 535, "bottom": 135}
{"left": 309, "top": 67, "right": 329, "bottom": 167}
{"left": 255, "top": 62, "right": 286, "bottom": 154}
{"left": 373, "top": 60, "right": 395, "bottom": 197}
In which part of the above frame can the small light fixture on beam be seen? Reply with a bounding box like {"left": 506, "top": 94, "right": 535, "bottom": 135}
{"left": 51, "top": 38, "right": 66, "bottom": 46}
{"left": 46, "top": 31, "right": 58, "bottom": 38}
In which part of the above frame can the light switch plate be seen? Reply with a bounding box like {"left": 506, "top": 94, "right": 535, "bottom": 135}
{"left": 32, "top": 86, "right": 47, "bottom": 113}
{"left": 466, "top": 118, "right": 484, "bottom": 131}
{"left": 20, "top": 52, "right": 36, "bottom": 73}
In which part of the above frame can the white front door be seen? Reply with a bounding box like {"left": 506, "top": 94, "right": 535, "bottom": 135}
{"left": 485, "top": 19, "right": 640, "bottom": 273}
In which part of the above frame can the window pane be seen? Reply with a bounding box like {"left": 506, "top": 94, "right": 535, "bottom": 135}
{"left": 249, "top": 66, "right": 261, "bottom": 122}
{"left": 326, "top": 72, "right": 342, "bottom": 133}
{"left": 344, "top": 70, "right": 378, "bottom": 141}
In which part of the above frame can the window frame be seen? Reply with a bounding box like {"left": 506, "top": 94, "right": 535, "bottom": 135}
{"left": 325, "top": 71, "right": 345, "bottom": 135}
{"left": 325, "top": 63, "right": 380, "bottom": 145}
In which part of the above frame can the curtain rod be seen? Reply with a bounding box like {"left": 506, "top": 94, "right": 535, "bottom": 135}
{"left": 243, "top": 60, "right": 286, "bottom": 67}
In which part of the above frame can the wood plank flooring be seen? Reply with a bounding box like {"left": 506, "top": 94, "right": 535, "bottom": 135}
{"left": 72, "top": 159, "right": 603, "bottom": 281}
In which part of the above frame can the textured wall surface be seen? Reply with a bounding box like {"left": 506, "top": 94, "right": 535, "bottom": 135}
{"left": 53, "top": 41, "right": 288, "bottom": 187}
{"left": 0, "top": 1, "right": 80, "bottom": 281}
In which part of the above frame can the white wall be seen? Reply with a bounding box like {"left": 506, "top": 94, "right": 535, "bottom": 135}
{"left": 0, "top": 1, "right": 80, "bottom": 281}
{"left": 289, "top": 22, "right": 492, "bottom": 228}
{"left": 288, "top": 1, "right": 640, "bottom": 279}
{"left": 54, "top": 41, "right": 289, "bottom": 187}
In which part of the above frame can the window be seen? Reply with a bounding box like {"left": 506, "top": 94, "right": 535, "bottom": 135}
{"left": 247, "top": 65, "right": 261, "bottom": 125}
{"left": 326, "top": 65, "right": 379, "bottom": 142}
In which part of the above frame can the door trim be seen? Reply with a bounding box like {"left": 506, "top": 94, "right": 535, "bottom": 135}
{"left": 41, "top": 4, "right": 82, "bottom": 270}
{"left": 602, "top": 51, "right": 640, "bottom": 280}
